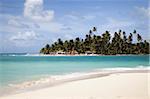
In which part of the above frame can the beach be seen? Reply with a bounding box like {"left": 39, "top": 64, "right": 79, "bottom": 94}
{"left": 0, "top": 55, "right": 149, "bottom": 99}
{"left": 0, "top": 71, "right": 149, "bottom": 99}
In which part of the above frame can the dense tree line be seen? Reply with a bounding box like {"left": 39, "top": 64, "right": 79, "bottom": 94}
{"left": 40, "top": 27, "right": 149, "bottom": 55}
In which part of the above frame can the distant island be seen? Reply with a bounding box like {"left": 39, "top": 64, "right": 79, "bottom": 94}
{"left": 40, "top": 27, "right": 149, "bottom": 55}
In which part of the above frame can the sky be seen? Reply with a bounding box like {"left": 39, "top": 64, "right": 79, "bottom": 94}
{"left": 0, "top": 0, "right": 149, "bottom": 53}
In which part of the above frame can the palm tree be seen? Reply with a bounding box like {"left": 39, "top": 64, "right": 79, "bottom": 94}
{"left": 92, "top": 27, "right": 97, "bottom": 35}
{"left": 101, "top": 31, "right": 111, "bottom": 54}
{"left": 74, "top": 37, "right": 80, "bottom": 52}
{"left": 128, "top": 33, "right": 133, "bottom": 44}
{"left": 123, "top": 31, "right": 127, "bottom": 42}
{"left": 40, "top": 48, "right": 45, "bottom": 53}
{"left": 93, "top": 27, "right": 97, "bottom": 32}
{"left": 118, "top": 29, "right": 122, "bottom": 37}
{"left": 133, "top": 30, "right": 136, "bottom": 34}
{"left": 45, "top": 44, "right": 50, "bottom": 49}
{"left": 44, "top": 44, "right": 50, "bottom": 54}
{"left": 57, "top": 38, "right": 63, "bottom": 50}
{"left": 119, "top": 29, "right": 122, "bottom": 33}
{"left": 137, "top": 34, "right": 142, "bottom": 42}
{"left": 63, "top": 40, "right": 69, "bottom": 52}
{"left": 95, "top": 35, "right": 102, "bottom": 54}
{"left": 68, "top": 39, "right": 74, "bottom": 54}
{"left": 58, "top": 38, "right": 63, "bottom": 45}
{"left": 89, "top": 30, "right": 92, "bottom": 35}
{"left": 75, "top": 37, "right": 80, "bottom": 42}
{"left": 102, "top": 31, "right": 111, "bottom": 43}
{"left": 122, "top": 31, "right": 128, "bottom": 54}
{"left": 143, "top": 40, "right": 149, "bottom": 54}
{"left": 136, "top": 34, "right": 143, "bottom": 54}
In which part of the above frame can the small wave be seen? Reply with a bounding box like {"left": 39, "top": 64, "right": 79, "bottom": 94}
{"left": 0, "top": 53, "right": 28, "bottom": 56}
{"left": 95, "top": 66, "right": 150, "bottom": 71}
{"left": 8, "top": 71, "right": 110, "bottom": 89}
{"left": 8, "top": 67, "right": 149, "bottom": 91}
{"left": 8, "top": 76, "right": 56, "bottom": 89}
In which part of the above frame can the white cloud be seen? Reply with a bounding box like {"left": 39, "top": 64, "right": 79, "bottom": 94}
{"left": 8, "top": 19, "right": 30, "bottom": 28}
{"left": 8, "top": 19, "right": 20, "bottom": 26}
{"left": 38, "top": 22, "right": 65, "bottom": 33}
{"left": 63, "top": 14, "right": 96, "bottom": 22}
{"left": 24, "top": 0, "right": 54, "bottom": 22}
{"left": 8, "top": 31, "right": 42, "bottom": 47}
{"left": 10, "top": 31, "right": 39, "bottom": 41}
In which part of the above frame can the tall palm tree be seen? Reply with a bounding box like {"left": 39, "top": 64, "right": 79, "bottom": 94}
{"left": 92, "top": 27, "right": 97, "bottom": 35}
{"left": 93, "top": 27, "right": 97, "bottom": 32}
{"left": 89, "top": 30, "right": 92, "bottom": 35}
{"left": 123, "top": 31, "right": 127, "bottom": 42}
{"left": 119, "top": 29, "right": 122, "bottom": 33}
{"left": 118, "top": 29, "right": 122, "bottom": 37}
{"left": 63, "top": 40, "right": 69, "bottom": 52}
{"left": 44, "top": 44, "right": 50, "bottom": 54}
{"left": 101, "top": 31, "right": 111, "bottom": 54}
{"left": 122, "top": 31, "right": 128, "bottom": 54}
{"left": 45, "top": 44, "right": 50, "bottom": 49}
{"left": 137, "top": 34, "right": 142, "bottom": 42}
{"left": 102, "top": 31, "right": 111, "bottom": 43}
{"left": 75, "top": 37, "right": 80, "bottom": 52}
{"left": 128, "top": 33, "right": 133, "bottom": 44}
{"left": 133, "top": 30, "right": 136, "bottom": 34}
{"left": 69, "top": 39, "right": 74, "bottom": 54}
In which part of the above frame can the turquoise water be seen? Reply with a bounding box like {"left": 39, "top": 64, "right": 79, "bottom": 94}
{"left": 0, "top": 55, "right": 149, "bottom": 87}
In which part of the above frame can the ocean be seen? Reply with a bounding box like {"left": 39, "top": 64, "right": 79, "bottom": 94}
{"left": 0, "top": 54, "right": 149, "bottom": 94}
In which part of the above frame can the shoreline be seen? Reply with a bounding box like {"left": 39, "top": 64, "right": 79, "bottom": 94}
{"left": 1, "top": 71, "right": 149, "bottom": 99}
{"left": 1, "top": 53, "right": 149, "bottom": 56}
{"left": 1, "top": 69, "right": 149, "bottom": 98}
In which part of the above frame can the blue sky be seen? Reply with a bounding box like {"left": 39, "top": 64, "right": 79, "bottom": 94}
{"left": 0, "top": 0, "right": 149, "bottom": 53}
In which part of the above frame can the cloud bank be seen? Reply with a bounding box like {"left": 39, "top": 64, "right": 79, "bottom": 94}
{"left": 10, "top": 31, "right": 39, "bottom": 41}
{"left": 24, "top": 0, "right": 54, "bottom": 22}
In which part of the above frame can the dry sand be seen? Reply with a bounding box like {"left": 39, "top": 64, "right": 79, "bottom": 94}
{"left": 0, "top": 72, "right": 149, "bottom": 99}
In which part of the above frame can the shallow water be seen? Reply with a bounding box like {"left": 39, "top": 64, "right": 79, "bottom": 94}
{"left": 0, "top": 55, "right": 149, "bottom": 88}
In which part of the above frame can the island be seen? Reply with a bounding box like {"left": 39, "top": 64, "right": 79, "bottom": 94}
{"left": 40, "top": 27, "right": 149, "bottom": 55}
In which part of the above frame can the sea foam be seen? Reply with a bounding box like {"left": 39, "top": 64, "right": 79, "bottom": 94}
{"left": 8, "top": 66, "right": 149, "bottom": 91}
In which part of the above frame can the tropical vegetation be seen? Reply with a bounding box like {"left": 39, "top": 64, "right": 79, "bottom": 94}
{"left": 40, "top": 27, "right": 149, "bottom": 55}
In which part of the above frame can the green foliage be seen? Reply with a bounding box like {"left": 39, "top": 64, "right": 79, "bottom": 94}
{"left": 40, "top": 28, "right": 149, "bottom": 55}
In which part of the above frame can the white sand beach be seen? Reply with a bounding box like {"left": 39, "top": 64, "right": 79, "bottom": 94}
{"left": 0, "top": 72, "right": 149, "bottom": 99}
